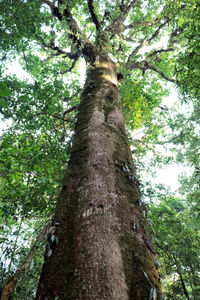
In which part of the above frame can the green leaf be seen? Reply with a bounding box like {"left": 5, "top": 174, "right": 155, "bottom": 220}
{"left": 0, "top": 82, "right": 11, "bottom": 97}
{"left": 0, "top": 98, "right": 8, "bottom": 108}
{"left": 29, "top": 259, "right": 34, "bottom": 270}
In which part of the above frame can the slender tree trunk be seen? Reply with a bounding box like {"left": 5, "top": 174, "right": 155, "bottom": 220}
{"left": 35, "top": 57, "right": 161, "bottom": 299}
{"left": 174, "top": 256, "right": 190, "bottom": 300}
{"left": 179, "top": 273, "right": 190, "bottom": 300}
{"left": 1, "top": 224, "right": 49, "bottom": 300}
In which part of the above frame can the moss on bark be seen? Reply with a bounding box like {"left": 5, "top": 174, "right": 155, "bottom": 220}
{"left": 35, "top": 58, "right": 161, "bottom": 300}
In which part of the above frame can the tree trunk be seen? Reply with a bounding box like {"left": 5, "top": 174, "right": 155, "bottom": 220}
{"left": 35, "top": 58, "right": 161, "bottom": 299}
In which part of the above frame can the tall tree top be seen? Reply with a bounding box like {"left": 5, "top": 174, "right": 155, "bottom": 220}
{"left": 1, "top": 0, "right": 199, "bottom": 82}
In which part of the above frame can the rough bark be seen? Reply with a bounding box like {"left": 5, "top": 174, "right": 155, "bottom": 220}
{"left": 35, "top": 57, "right": 161, "bottom": 299}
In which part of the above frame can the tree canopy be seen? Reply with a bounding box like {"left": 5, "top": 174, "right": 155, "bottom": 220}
{"left": 0, "top": 0, "right": 200, "bottom": 299}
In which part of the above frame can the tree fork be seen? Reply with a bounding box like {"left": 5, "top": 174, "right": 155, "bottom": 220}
{"left": 35, "top": 57, "right": 161, "bottom": 299}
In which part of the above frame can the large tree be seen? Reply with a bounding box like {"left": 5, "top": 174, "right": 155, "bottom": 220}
{"left": 0, "top": 0, "right": 200, "bottom": 299}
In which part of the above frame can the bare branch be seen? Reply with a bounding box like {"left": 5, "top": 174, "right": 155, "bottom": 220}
{"left": 87, "top": 0, "right": 101, "bottom": 30}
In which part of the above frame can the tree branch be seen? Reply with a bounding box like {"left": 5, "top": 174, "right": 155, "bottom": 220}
{"left": 87, "top": 0, "right": 101, "bottom": 30}
{"left": 63, "top": 105, "right": 79, "bottom": 118}
{"left": 41, "top": 0, "right": 97, "bottom": 62}
{"left": 125, "top": 18, "right": 160, "bottom": 30}
{"left": 126, "top": 19, "right": 170, "bottom": 66}
{"left": 41, "top": 0, "right": 54, "bottom": 11}
{"left": 41, "top": 40, "right": 78, "bottom": 59}
{"left": 144, "top": 62, "right": 175, "bottom": 82}
{"left": 1, "top": 224, "right": 50, "bottom": 300}
{"left": 105, "top": 0, "right": 138, "bottom": 36}
{"left": 146, "top": 48, "right": 174, "bottom": 59}
{"left": 63, "top": 89, "right": 82, "bottom": 102}
{"left": 41, "top": 0, "right": 88, "bottom": 48}
{"left": 120, "top": 0, "right": 138, "bottom": 15}
{"left": 169, "top": 27, "right": 184, "bottom": 45}
{"left": 128, "top": 61, "right": 175, "bottom": 82}
{"left": 60, "top": 54, "right": 80, "bottom": 74}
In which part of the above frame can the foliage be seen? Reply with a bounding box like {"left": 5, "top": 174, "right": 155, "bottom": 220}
{"left": 148, "top": 192, "right": 200, "bottom": 299}
{"left": 0, "top": 0, "right": 200, "bottom": 298}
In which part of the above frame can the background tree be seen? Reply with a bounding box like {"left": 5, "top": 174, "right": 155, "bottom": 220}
{"left": 0, "top": 0, "right": 200, "bottom": 299}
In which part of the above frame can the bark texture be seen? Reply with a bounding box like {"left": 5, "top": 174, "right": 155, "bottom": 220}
{"left": 35, "top": 57, "right": 161, "bottom": 299}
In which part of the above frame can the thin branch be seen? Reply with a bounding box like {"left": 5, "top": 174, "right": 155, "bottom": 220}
{"left": 0, "top": 53, "right": 7, "bottom": 61}
{"left": 41, "top": 0, "right": 87, "bottom": 47}
{"left": 172, "top": 256, "right": 190, "bottom": 300}
{"left": 60, "top": 105, "right": 79, "bottom": 142}
{"left": 127, "top": 0, "right": 138, "bottom": 12}
{"left": 144, "top": 62, "right": 175, "bottom": 82}
{"left": 128, "top": 61, "right": 175, "bottom": 82}
{"left": 34, "top": 111, "right": 71, "bottom": 122}
{"left": 87, "top": 0, "right": 101, "bottom": 30}
{"left": 63, "top": 105, "right": 79, "bottom": 118}
{"left": 127, "top": 38, "right": 146, "bottom": 63}
{"left": 146, "top": 48, "right": 174, "bottom": 59}
{"left": 41, "top": 40, "right": 77, "bottom": 59}
{"left": 120, "top": 0, "right": 138, "bottom": 15}
{"left": 105, "top": 0, "right": 138, "bottom": 36}
{"left": 22, "top": 51, "right": 30, "bottom": 71}
{"left": 169, "top": 27, "right": 184, "bottom": 45}
{"left": 125, "top": 18, "right": 160, "bottom": 30}
{"left": 147, "top": 18, "right": 170, "bottom": 44}
{"left": 60, "top": 54, "right": 80, "bottom": 74}
{"left": 126, "top": 19, "right": 170, "bottom": 66}
{"left": 1, "top": 224, "right": 50, "bottom": 300}
{"left": 63, "top": 89, "right": 82, "bottom": 102}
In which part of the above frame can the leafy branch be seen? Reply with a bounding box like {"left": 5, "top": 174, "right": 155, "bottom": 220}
{"left": 87, "top": 0, "right": 101, "bottom": 30}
